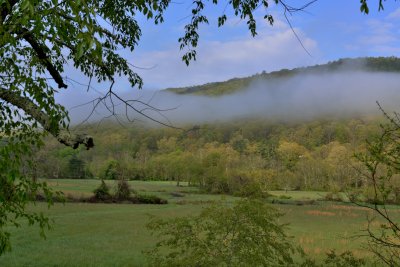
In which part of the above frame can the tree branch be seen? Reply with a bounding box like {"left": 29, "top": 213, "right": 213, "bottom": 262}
{"left": 0, "top": 87, "right": 93, "bottom": 149}
{"left": 17, "top": 28, "right": 67, "bottom": 89}
{"left": 0, "top": 0, "right": 18, "bottom": 23}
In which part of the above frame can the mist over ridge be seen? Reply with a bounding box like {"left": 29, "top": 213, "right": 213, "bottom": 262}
{"left": 149, "top": 72, "right": 400, "bottom": 124}
{"left": 67, "top": 57, "right": 400, "bottom": 126}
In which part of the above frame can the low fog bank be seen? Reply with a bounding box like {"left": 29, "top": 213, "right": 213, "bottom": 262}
{"left": 67, "top": 71, "right": 400, "bottom": 126}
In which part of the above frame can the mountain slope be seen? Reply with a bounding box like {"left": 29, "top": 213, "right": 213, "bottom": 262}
{"left": 165, "top": 57, "right": 400, "bottom": 96}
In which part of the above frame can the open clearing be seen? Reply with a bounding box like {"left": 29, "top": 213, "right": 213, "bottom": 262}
{"left": 0, "top": 179, "right": 396, "bottom": 266}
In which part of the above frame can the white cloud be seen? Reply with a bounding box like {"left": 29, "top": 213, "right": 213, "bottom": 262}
{"left": 351, "top": 16, "right": 400, "bottom": 54}
{"left": 132, "top": 24, "right": 319, "bottom": 89}
{"left": 387, "top": 8, "right": 400, "bottom": 20}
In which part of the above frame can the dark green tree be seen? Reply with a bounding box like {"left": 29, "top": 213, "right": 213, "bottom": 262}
{"left": 114, "top": 179, "right": 131, "bottom": 200}
{"left": 68, "top": 155, "right": 86, "bottom": 179}
{"left": 93, "top": 179, "right": 111, "bottom": 201}
{"left": 102, "top": 160, "right": 120, "bottom": 180}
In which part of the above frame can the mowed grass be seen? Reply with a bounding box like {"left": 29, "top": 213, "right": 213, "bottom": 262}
{"left": 1, "top": 179, "right": 398, "bottom": 266}
{"left": 1, "top": 203, "right": 200, "bottom": 267}
{"left": 269, "top": 190, "right": 328, "bottom": 200}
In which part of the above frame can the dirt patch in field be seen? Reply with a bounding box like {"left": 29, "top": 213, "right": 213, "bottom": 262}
{"left": 306, "top": 210, "right": 336, "bottom": 216}
{"left": 329, "top": 204, "right": 369, "bottom": 212}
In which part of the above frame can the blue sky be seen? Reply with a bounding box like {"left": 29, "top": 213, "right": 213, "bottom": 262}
{"left": 122, "top": 0, "right": 400, "bottom": 89}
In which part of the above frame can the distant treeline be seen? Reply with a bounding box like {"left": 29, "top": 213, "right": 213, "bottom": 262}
{"left": 31, "top": 116, "right": 387, "bottom": 197}
{"left": 166, "top": 57, "right": 400, "bottom": 96}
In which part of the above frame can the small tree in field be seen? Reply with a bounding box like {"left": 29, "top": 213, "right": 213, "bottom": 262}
{"left": 93, "top": 180, "right": 111, "bottom": 201}
{"left": 146, "top": 198, "right": 300, "bottom": 267}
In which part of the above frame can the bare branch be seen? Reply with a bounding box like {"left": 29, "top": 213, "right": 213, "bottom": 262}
{"left": 279, "top": 0, "right": 317, "bottom": 57}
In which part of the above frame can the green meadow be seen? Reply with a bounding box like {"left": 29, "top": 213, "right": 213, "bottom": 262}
{"left": 0, "top": 179, "right": 396, "bottom": 266}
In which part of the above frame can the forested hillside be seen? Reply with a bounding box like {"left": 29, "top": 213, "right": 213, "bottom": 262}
{"left": 32, "top": 57, "right": 400, "bottom": 199}
{"left": 33, "top": 117, "right": 384, "bottom": 196}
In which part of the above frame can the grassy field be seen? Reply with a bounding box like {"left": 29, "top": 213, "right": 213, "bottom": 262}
{"left": 0, "top": 179, "right": 397, "bottom": 266}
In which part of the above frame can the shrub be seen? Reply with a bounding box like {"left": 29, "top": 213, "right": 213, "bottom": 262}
{"left": 324, "top": 192, "right": 343, "bottom": 202}
{"left": 301, "top": 250, "right": 365, "bottom": 267}
{"left": 170, "top": 192, "right": 185, "bottom": 197}
{"left": 93, "top": 180, "right": 111, "bottom": 201}
{"left": 137, "top": 194, "right": 168, "bottom": 204}
{"left": 235, "top": 180, "right": 269, "bottom": 198}
{"left": 114, "top": 179, "right": 131, "bottom": 200}
{"left": 324, "top": 250, "right": 366, "bottom": 267}
{"left": 102, "top": 160, "right": 120, "bottom": 180}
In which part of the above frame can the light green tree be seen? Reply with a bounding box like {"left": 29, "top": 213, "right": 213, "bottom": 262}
{"left": 277, "top": 140, "right": 309, "bottom": 171}
{"left": 146, "top": 198, "right": 301, "bottom": 266}
{"left": 354, "top": 109, "right": 400, "bottom": 266}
